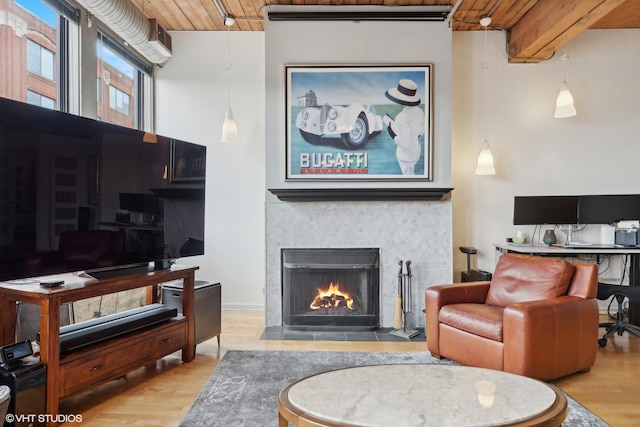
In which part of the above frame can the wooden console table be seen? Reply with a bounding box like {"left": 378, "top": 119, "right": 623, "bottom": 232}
{"left": 0, "top": 264, "right": 198, "bottom": 427}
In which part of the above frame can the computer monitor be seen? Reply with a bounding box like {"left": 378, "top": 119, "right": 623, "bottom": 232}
{"left": 119, "top": 193, "right": 161, "bottom": 214}
{"left": 513, "top": 196, "right": 579, "bottom": 225}
{"left": 578, "top": 194, "right": 640, "bottom": 224}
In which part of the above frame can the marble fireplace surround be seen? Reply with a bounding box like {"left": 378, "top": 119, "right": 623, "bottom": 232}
{"left": 265, "top": 199, "right": 453, "bottom": 329}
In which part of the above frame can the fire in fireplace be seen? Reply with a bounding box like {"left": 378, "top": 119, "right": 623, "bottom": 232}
{"left": 309, "top": 282, "right": 354, "bottom": 311}
{"left": 282, "top": 248, "right": 380, "bottom": 331}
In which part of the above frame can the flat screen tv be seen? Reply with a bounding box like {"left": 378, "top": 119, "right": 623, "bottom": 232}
{"left": 578, "top": 194, "right": 640, "bottom": 224}
{"left": 0, "top": 96, "right": 206, "bottom": 281}
{"left": 513, "top": 196, "right": 579, "bottom": 225}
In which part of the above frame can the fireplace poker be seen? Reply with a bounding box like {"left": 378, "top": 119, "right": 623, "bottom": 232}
{"left": 404, "top": 260, "right": 412, "bottom": 318}
{"left": 394, "top": 260, "right": 403, "bottom": 330}
{"left": 390, "top": 259, "right": 420, "bottom": 339}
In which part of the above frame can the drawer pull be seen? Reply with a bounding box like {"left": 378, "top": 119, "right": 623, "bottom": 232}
{"left": 159, "top": 338, "right": 172, "bottom": 345}
{"left": 90, "top": 363, "right": 106, "bottom": 372}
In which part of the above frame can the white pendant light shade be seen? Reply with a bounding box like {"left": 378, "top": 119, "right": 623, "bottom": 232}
{"left": 475, "top": 139, "right": 495, "bottom": 175}
{"left": 221, "top": 108, "right": 238, "bottom": 144}
{"left": 474, "top": 16, "right": 496, "bottom": 176}
{"left": 554, "top": 81, "right": 576, "bottom": 118}
{"left": 220, "top": 18, "right": 237, "bottom": 143}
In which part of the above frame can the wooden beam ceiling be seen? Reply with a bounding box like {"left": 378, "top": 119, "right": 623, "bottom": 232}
{"left": 507, "top": 0, "right": 630, "bottom": 63}
{"left": 131, "top": 0, "right": 640, "bottom": 63}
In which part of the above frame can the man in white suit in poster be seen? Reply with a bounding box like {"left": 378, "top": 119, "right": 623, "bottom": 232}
{"left": 383, "top": 79, "right": 424, "bottom": 175}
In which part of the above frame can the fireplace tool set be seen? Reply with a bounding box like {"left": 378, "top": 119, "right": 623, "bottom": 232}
{"left": 390, "top": 259, "right": 420, "bottom": 339}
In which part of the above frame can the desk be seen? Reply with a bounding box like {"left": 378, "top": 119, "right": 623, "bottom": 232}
{"left": 494, "top": 243, "right": 640, "bottom": 325}
{"left": 99, "top": 221, "right": 164, "bottom": 260}
{"left": 0, "top": 264, "right": 198, "bottom": 427}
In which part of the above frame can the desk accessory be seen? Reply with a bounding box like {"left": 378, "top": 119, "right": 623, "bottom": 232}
{"left": 543, "top": 229, "right": 557, "bottom": 245}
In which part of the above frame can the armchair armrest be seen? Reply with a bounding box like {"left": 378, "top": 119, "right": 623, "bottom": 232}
{"left": 503, "top": 295, "right": 599, "bottom": 380}
{"left": 425, "top": 281, "right": 490, "bottom": 357}
{"left": 23, "top": 251, "right": 61, "bottom": 277}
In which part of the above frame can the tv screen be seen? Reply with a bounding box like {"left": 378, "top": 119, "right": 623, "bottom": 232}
{"left": 0, "top": 96, "right": 206, "bottom": 281}
{"left": 513, "top": 196, "right": 579, "bottom": 225}
{"left": 579, "top": 194, "right": 640, "bottom": 224}
{"left": 119, "top": 193, "right": 161, "bottom": 214}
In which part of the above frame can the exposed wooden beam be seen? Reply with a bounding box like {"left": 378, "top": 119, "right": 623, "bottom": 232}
{"left": 507, "top": 0, "right": 629, "bottom": 63}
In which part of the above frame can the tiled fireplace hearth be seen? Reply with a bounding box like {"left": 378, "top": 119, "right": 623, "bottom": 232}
{"left": 266, "top": 200, "right": 452, "bottom": 329}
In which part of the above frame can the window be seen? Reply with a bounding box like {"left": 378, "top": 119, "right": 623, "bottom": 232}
{"left": 27, "top": 39, "right": 55, "bottom": 80}
{"left": 97, "top": 30, "right": 151, "bottom": 130}
{"left": 0, "top": 0, "right": 78, "bottom": 110}
{"left": 108, "top": 85, "right": 130, "bottom": 116}
{"left": 0, "top": 1, "right": 152, "bottom": 128}
{"left": 27, "top": 90, "right": 55, "bottom": 108}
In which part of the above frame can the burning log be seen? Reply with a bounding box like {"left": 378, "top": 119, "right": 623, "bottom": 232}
{"left": 309, "top": 282, "right": 355, "bottom": 310}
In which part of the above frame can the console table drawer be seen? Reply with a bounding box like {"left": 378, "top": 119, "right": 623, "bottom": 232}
{"left": 59, "top": 319, "right": 187, "bottom": 398}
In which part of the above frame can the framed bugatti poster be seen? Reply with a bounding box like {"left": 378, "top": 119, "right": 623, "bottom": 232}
{"left": 285, "top": 64, "right": 433, "bottom": 181}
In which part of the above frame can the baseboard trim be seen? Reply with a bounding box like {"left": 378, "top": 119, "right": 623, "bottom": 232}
{"left": 222, "top": 304, "right": 264, "bottom": 311}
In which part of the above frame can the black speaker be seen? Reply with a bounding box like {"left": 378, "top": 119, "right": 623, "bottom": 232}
{"left": 77, "top": 206, "right": 90, "bottom": 230}
{"left": 462, "top": 269, "right": 493, "bottom": 282}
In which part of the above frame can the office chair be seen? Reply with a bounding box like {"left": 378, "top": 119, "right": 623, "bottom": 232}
{"left": 597, "top": 283, "right": 640, "bottom": 346}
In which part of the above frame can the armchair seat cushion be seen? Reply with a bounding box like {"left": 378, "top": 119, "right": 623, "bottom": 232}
{"left": 439, "top": 303, "right": 504, "bottom": 342}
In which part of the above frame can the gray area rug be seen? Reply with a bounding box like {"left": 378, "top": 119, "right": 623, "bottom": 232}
{"left": 180, "top": 350, "right": 609, "bottom": 426}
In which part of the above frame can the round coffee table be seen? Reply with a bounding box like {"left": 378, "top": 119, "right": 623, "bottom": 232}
{"left": 278, "top": 364, "right": 567, "bottom": 426}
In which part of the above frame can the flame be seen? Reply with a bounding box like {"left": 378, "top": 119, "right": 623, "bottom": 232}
{"left": 309, "top": 281, "right": 355, "bottom": 310}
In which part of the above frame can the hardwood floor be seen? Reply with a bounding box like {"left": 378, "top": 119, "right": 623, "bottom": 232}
{"left": 59, "top": 310, "right": 639, "bottom": 426}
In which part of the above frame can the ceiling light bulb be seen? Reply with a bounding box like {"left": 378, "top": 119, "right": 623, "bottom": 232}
{"left": 225, "top": 17, "right": 235, "bottom": 27}
{"left": 475, "top": 139, "right": 496, "bottom": 175}
{"left": 221, "top": 108, "right": 238, "bottom": 144}
{"left": 554, "top": 81, "right": 576, "bottom": 118}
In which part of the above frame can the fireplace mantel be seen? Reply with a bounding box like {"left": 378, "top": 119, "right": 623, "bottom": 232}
{"left": 268, "top": 187, "right": 453, "bottom": 202}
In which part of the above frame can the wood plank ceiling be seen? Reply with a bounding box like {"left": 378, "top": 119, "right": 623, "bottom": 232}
{"left": 132, "top": 0, "right": 639, "bottom": 63}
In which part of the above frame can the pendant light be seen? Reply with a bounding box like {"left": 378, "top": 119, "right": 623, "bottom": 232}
{"left": 221, "top": 17, "right": 238, "bottom": 144}
{"left": 475, "top": 16, "right": 495, "bottom": 176}
{"left": 554, "top": 50, "right": 576, "bottom": 118}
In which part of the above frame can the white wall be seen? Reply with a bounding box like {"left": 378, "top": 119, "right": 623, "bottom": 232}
{"left": 452, "top": 29, "right": 640, "bottom": 280}
{"left": 152, "top": 27, "right": 640, "bottom": 308}
{"left": 154, "top": 31, "right": 266, "bottom": 309}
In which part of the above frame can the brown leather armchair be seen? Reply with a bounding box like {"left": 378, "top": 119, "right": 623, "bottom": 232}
{"left": 23, "top": 230, "right": 125, "bottom": 277}
{"left": 425, "top": 253, "right": 599, "bottom": 381}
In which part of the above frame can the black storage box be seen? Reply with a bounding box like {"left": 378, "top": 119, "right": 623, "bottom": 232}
{"left": 0, "top": 361, "right": 46, "bottom": 426}
{"left": 615, "top": 228, "right": 638, "bottom": 247}
{"left": 162, "top": 280, "right": 221, "bottom": 346}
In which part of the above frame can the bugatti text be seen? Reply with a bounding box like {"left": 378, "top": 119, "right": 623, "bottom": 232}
{"left": 299, "top": 152, "right": 368, "bottom": 174}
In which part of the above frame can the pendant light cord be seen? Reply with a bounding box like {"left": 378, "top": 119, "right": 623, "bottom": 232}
{"left": 482, "top": 21, "right": 488, "bottom": 142}
{"left": 226, "top": 23, "right": 232, "bottom": 109}
{"left": 562, "top": 48, "right": 568, "bottom": 83}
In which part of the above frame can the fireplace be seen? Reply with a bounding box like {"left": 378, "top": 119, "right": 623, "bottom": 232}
{"left": 282, "top": 248, "right": 380, "bottom": 331}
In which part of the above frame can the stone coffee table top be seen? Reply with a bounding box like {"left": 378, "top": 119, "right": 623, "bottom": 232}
{"left": 278, "top": 364, "right": 567, "bottom": 426}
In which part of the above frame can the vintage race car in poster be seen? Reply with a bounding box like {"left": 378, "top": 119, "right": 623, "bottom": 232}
{"left": 295, "top": 103, "right": 384, "bottom": 149}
